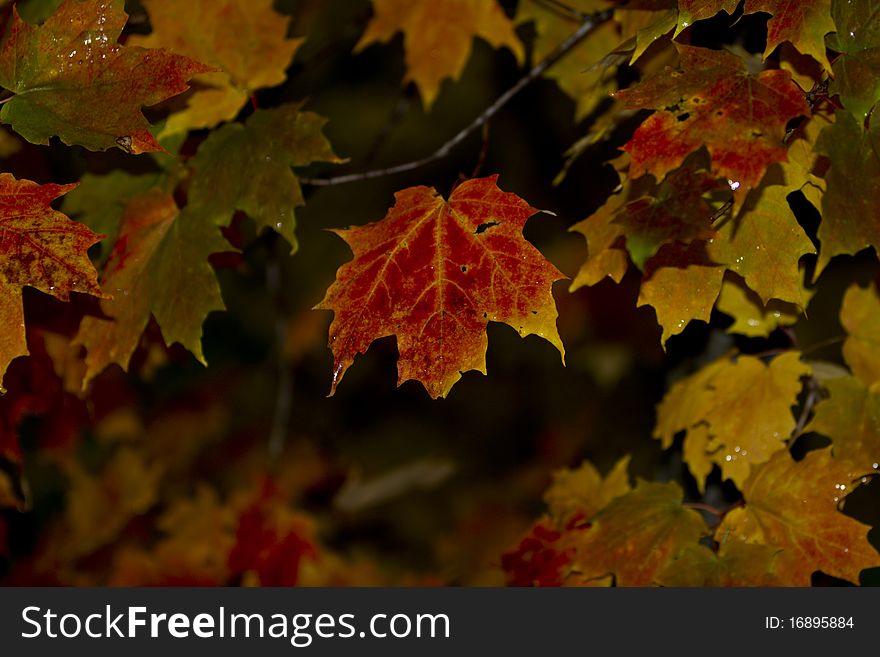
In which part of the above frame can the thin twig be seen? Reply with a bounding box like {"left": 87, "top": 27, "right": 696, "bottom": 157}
{"left": 790, "top": 378, "right": 819, "bottom": 443}
{"left": 532, "top": 0, "right": 588, "bottom": 22}
{"left": 683, "top": 502, "right": 726, "bottom": 517}
{"left": 299, "top": 9, "right": 613, "bottom": 187}
{"left": 800, "top": 334, "right": 845, "bottom": 355}
{"left": 470, "top": 121, "right": 491, "bottom": 179}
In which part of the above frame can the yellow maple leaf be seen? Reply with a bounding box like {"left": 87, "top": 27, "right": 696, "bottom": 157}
{"left": 131, "top": 0, "right": 302, "bottom": 136}
{"left": 355, "top": 0, "right": 524, "bottom": 109}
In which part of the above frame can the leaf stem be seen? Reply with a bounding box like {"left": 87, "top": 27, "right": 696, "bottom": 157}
{"left": 683, "top": 502, "right": 726, "bottom": 517}
{"left": 800, "top": 334, "right": 845, "bottom": 355}
{"left": 299, "top": 8, "right": 614, "bottom": 187}
{"left": 789, "top": 377, "right": 819, "bottom": 443}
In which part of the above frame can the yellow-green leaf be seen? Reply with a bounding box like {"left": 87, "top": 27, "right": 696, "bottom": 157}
{"left": 840, "top": 283, "right": 880, "bottom": 386}
{"left": 561, "top": 479, "right": 708, "bottom": 586}
{"left": 717, "top": 448, "right": 880, "bottom": 585}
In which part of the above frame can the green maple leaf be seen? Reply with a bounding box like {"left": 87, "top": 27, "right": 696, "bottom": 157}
{"left": 0, "top": 0, "right": 212, "bottom": 152}
{"left": 806, "top": 375, "right": 880, "bottom": 472}
{"left": 74, "top": 190, "right": 229, "bottom": 387}
{"left": 560, "top": 479, "right": 708, "bottom": 586}
{"left": 187, "top": 103, "right": 342, "bottom": 252}
{"left": 815, "top": 111, "right": 880, "bottom": 276}
{"left": 828, "top": 0, "right": 880, "bottom": 122}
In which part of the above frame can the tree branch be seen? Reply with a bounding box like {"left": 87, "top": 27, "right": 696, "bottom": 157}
{"left": 299, "top": 8, "right": 614, "bottom": 187}
{"left": 533, "top": 0, "right": 590, "bottom": 22}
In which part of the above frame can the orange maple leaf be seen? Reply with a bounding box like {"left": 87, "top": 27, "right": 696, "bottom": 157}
{"left": 0, "top": 173, "right": 104, "bottom": 384}
{"left": 317, "top": 175, "right": 565, "bottom": 399}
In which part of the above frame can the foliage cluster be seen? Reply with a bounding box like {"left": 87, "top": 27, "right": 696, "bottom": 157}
{"left": 0, "top": 0, "right": 878, "bottom": 586}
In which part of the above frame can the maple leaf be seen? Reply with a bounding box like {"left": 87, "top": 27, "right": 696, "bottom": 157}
{"left": 354, "top": 0, "right": 524, "bottom": 109}
{"left": 716, "top": 275, "right": 808, "bottom": 337}
{"left": 0, "top": 173, "right": 103, "bottom": 384}
{"left": 636, "top": 241, "right": 725, "bottom": 343}
{"left": 656, "top": 541, "right": 782, "bottom": 586}
{"left": 73, "top": 190, "right": 230, "bottom": 387}
{"left": 502, "top": 521, "right": 577, "bottom": 587}
{"left": 61, "top": 170, "right": 167, "bottom": 262}
{"left": 130, "top": 0, "right": 301, "bottom": 137}
{"left": 317, "top": 175, "right": 565, "bottom": 399}
{"left": 805, "top": 376, "right": 880, "bottom": 473}
{"left": 717, "top": 448, "right": 880, "bottom": 585}
{"left": 840, "top": 283, "right": 880, "bottom": 386}
{"left": 743, "top": 0, "right": 835, "bottom": 70}
{"left": 0, "top": 0, "right": 213, "bottom": 153}
{"left": 707, "top": 116, "right": 820, "bottom": 305}
{"left": 568, "top": 182, "right": 630, "bottom": 291}
{"left": 614, "top": 165, "right": 721, "bottom": 269}
{"left": 707, "top": 185, "right": 815, "bottom": 305}
{"left": 828, "top": 0, "right": 880, "bottom": 122}
{"left": 186, "top": 104, "right": 342, "bottom": 252}
{"left": 614, "top": 44, "right": 809, "bottom": 194}
{"left": 560, "top": 480, "right": 708, "bottom": 586}
{"left": 543, "top": 455, "right": 631, "bottom": 526}
{"left": 655, "top": 352, "right": 810, "bottom": 489}
{"left": 615, "top": 0, "right": 677, "bottom": 63}
{"left": 674, "top": 0, "right": 739, "bottom": 36}
{"left": 516, "top": 0, "right": 619, "bottom": 121}
{"left": 815, "top": 111, "right": 880, "bottom": 276}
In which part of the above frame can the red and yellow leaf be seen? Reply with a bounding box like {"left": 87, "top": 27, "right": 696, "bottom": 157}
{"left": 317, "top": 175, "right": 565, "bottom": 399}
{"left": 355, "top": 0, "right": 524, "bottom": 109}
{"left": 717, "top": 448, "right": 880, "bottom": 585}
{"left": 743, "top": 0, "right": 835, "bottom": 70}
{"left": 614, "top": 165, "right": 721, "bottom": 269}
{"left": 560, "top": 480, "right": 708, "bottom": 586}
{"left": 614, "top": 44, "right": 809, "bottom": 194}
{"left": 675, "top": 0, "right": 739, "bottom": 36}
{"left": 74, "top": 190, "right": 229, "bottom": 387}
{"left": 0, "top": 173, "right": 103, "bottom": 384}
{"left": 0, "top": 0, "right": 213, "bottom": 152}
